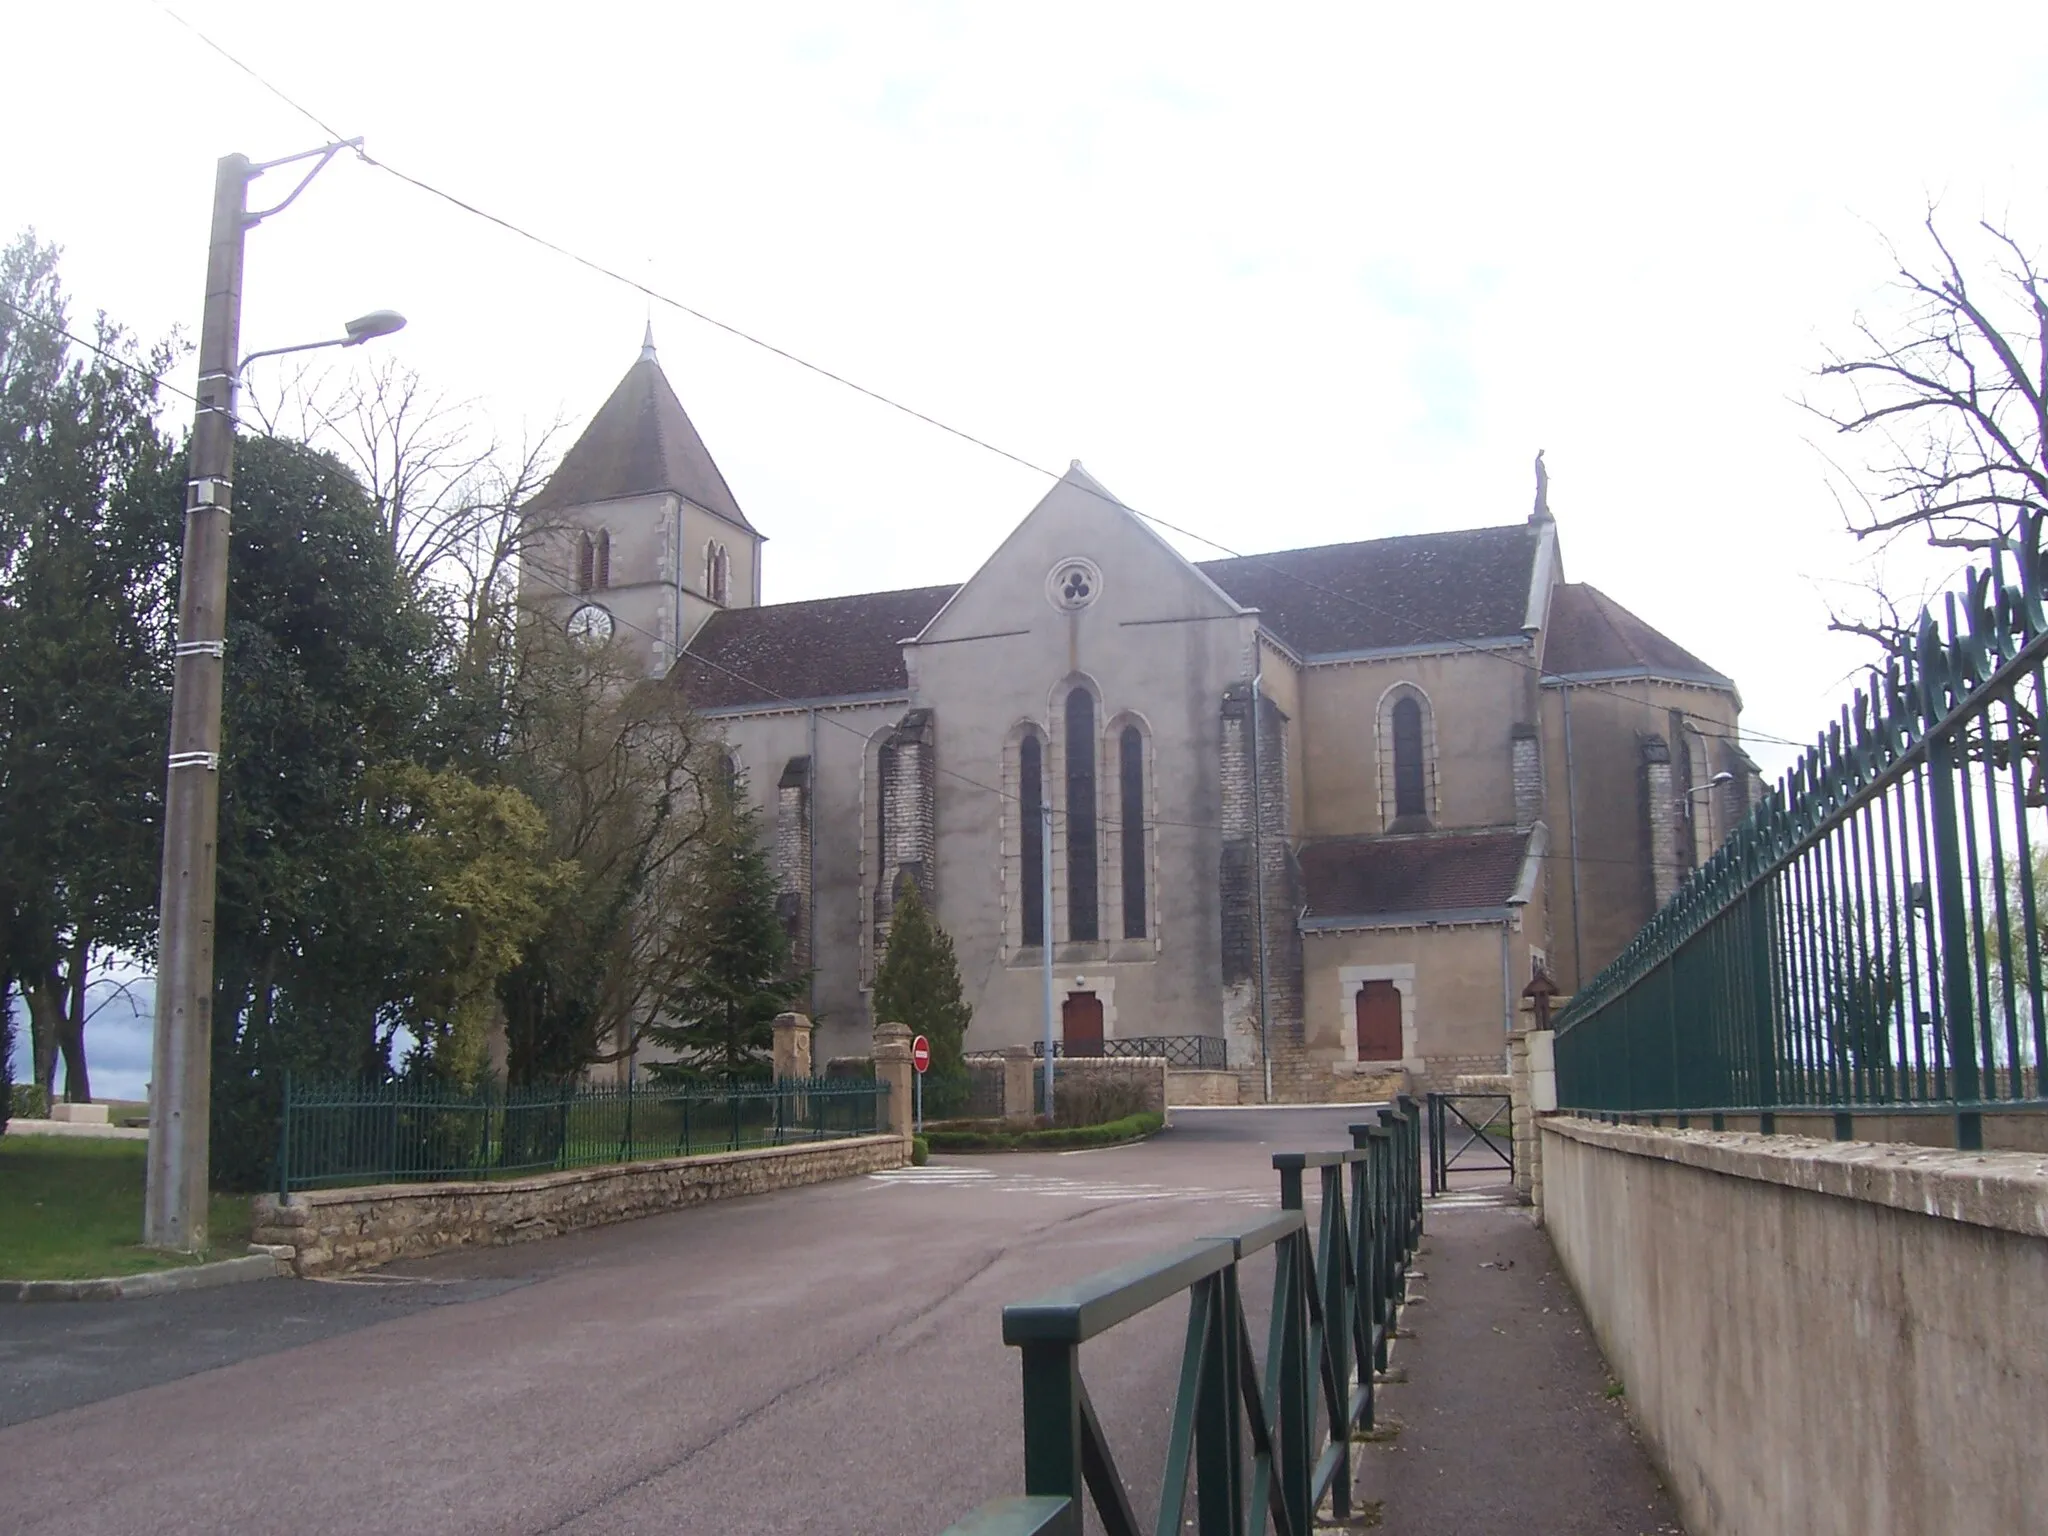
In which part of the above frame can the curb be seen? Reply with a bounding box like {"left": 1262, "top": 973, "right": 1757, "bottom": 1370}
{"left": 1, "top": 1249, "right": 289, "bottom": 1304}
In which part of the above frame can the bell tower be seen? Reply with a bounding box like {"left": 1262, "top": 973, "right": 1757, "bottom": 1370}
{"left": 519, "top": 327, "right": 763, "bottom": 674}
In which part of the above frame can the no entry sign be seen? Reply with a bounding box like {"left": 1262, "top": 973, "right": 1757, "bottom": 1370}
{"left": 911, "top": 1035, "right": 931, "bottom": 1074}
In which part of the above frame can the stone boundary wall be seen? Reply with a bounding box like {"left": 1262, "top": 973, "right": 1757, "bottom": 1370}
{"left": 1541, "top": 1117, "right": 2048, "bottom": 1535}
{"left": 253, "top": 1134, "right": 908, "bottom": 1278}
{"left": 1167, "top": 1069, "right": 1239, "bottom": 1106}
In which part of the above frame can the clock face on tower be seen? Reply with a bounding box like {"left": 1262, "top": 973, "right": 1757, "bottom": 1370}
{"left": 566, "top": 603, "right": 615, "bottom": 644}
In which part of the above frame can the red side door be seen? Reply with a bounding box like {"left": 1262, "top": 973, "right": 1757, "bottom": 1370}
{"left": 1355, "top": 981, "right": 1402, "bottom": 1061}
{"left": 1062, "top": 992, "right": 1105, "bottom": 1056}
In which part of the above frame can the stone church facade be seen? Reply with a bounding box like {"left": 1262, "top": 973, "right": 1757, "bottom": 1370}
{"left": 521, "top": 341, "right": 1759, "bottom": 1100}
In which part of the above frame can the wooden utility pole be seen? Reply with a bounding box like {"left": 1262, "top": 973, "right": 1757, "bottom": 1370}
{"left": 145, "top": 152, "right": 251, "bottom": 1252}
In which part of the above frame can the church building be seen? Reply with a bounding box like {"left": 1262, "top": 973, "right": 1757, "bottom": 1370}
{"left": 521, "top": 338, "right": 1758, "bottom": 1101}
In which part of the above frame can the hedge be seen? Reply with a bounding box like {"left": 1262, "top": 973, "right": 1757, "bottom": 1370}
{"left": 921, "top": 1111, "right": 1163, "bottom": 1154}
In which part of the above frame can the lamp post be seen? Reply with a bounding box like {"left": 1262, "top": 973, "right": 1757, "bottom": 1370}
{"left": 145, "top": 142, "right": 402, "bottom": 1252}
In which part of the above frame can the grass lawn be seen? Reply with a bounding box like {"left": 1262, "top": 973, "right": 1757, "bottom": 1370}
{"left": 0, "top": 1136, "right": 253, "bottom": 1281}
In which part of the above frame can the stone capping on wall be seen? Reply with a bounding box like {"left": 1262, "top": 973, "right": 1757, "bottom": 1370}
{"left": 1542, "top": 1116, "right": 2048, "bottom": 1240}
{"left": 253, "top": 1134, "right": 908, "bottom": 1278}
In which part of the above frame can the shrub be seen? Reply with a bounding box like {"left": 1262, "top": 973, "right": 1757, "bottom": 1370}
{"left": 1051, "top": 1068, "right": 1154, "bottom": 1128}
{"left": 10, "top": 1082, "right": 49, "bottom": 1123}
{"left": 910, "top": 1135, "right": 930, "bottom": 1167}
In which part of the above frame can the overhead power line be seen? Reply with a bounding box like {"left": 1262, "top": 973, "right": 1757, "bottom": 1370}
{"left": 145, "top": 2, "right": 1823, "bottom": 763}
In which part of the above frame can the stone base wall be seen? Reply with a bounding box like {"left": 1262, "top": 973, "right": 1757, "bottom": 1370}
{"left": 252, "top": 1135, "right": 907, "bottom": 1277}
{"left": 1167, "top": 1070, "right": 1240, "bottom": 1106}
{"left": 1542, "top": 1118, "right": 2048, "bottom": 1536}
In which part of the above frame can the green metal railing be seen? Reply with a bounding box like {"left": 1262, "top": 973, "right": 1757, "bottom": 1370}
{"left": 938, "top": 1102, "right": 1423, "bottom": 1536}
{"left": 277, "top": 1075, "right": 889, "bottom": 1196}
{"left": 1557, "top": 528, "right": 2048, "bottom": 1147}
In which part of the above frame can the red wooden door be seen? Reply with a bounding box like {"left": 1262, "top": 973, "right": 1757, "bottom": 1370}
{"left": 1062, "top": 992, "right": 1105, "bottom": 1056}
{"left": 1355, "top": 981, "right": 1402, "bottom": 1061}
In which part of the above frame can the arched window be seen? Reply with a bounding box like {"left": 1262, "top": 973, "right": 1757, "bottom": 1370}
{"left": 1392, "top": 697, "right": 1425, "bottom": 820}
{"left": 1066, "top": 689, "right": 1099, "bottom": 942}
{"left": 1021, "top": 735, "right": 1045, "bottom": 947}
{"left": 1378, "top": 684, "right": 1435, "bottom": 830}
{"left": 1120, "top": 725, "right": 1146, "bottom": 939}
{"left": 576, "top": 531, "right": 595, "bottom": 593}
{"left": 707, "top": 540, "right": 730, "bottom": 604}
{"left": 595, "top": 528, "right": 611, "bottom": 590}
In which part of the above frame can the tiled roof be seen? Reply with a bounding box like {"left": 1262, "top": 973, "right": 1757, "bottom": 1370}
{"left": 526, "top": 355, "right": 754, "bottom": 531}
{"left": 1197, "top": 524, "right": 1537, "bottom": 656}
{"left": 1543, "top": 583, "right": 1729, "bottom": 684}
{"left": 1299, "top": 831, "right": 1532, "bottom": 922}
{"left": 673, "top": 585, "right": 959, "bottom": 710}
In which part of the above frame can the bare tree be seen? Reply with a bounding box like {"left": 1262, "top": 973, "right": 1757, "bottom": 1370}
{"left": 1810, "top": 214, "right": 2048, "bottom": 617}
{"left": 247, "top": 357, "right": 566, "bottom": 637}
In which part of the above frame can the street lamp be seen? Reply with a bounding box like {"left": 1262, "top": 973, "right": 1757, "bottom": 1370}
{"left": 238, "top": 308, "right": 407, "bottom": 374}
{"left": 1683, "top": 770, "right": 1736, "bottom": 819}
{"left": 145, "top": 141, "right": 401, "bottom": 1253}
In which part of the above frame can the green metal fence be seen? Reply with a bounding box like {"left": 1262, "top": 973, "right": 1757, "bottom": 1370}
{"left": 1556, "top": 531, "right": 2048, "bottom": 1147}
{"left": 277, "top": 1075, "right": 889, "bottom": 1196}
{"left": 937, "top": 1102, "right": 1423, "bottom": 1536}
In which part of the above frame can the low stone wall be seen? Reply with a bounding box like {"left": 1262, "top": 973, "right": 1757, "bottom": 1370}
{"left": 1541, "top": 1117, "right": 2048, "bottom": 1535}
{"left": 252, "top": 1134, "right": 907, "bottom": 1277}
{"left": 1167, "top": 1069, "right": 1239, "bottom": 1106}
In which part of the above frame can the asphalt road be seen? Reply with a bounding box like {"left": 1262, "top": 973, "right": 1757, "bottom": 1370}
{"left": 0, "top": 1106, "right": 1374, "bottom": 1536}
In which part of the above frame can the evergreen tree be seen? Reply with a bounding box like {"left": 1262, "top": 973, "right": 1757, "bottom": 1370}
{"left": 871, "top": 881, "right": 972, "bottom": 1101}
{"left": 645, "top": 792, "right": 801, "bottom": 1081}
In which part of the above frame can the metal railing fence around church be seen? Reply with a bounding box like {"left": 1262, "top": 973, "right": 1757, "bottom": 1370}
{"left": 276, "top": 1074, "right": 888, "bottom": 1196}
{"left": 1031, "top": 1035, "right": 1232, "bottom": 1069}
{"left": 935, "top": 1103, "right": 1423, "bottom": 1536}
{"left": 1555, "top": 522, "right": 2048, "bottom": 1148}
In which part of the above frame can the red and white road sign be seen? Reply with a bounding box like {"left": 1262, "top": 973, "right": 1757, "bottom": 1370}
{"left": 911, "top": 1035, "right": 931, "bottom": 1074}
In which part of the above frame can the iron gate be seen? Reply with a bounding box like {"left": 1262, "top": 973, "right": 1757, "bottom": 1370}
{"left": 1425, "top": 1091, "right": 1513, "bottom": 1194}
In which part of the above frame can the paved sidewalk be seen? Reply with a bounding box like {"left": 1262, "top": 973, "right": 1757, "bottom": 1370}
{"left": 1353, "top": 1185, "right": 1684, "bottom": 1535}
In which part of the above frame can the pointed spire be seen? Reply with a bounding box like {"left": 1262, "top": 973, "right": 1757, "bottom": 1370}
{"left": 640, "top": 321, "right": 658, "bottom": 363}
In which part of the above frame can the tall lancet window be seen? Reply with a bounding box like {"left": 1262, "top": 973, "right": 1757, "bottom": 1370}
{"left": 595, "top": 528, "right": 611, "bottom": 590}
{"left": 1021, "top": 735, "right": 1045, "bottom": 947}
{"left": 576, "top": 531, "right": 595, "bottom": 593}
{"left": 1066, "top": 689, "right": 1099, "bottom": 942}
{"left": 707, "top": 541, "right": 731, "bottom": 604}
{"left": 1120, "top": 725, "right": 1146, "bottom": 939}
{"left": 1392, "top": 695, "right": 1426, "bottom": 821}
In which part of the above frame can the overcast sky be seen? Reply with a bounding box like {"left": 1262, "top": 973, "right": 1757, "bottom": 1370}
{"left": 8, "top": 3, "right": 2048, "bottom": 1094}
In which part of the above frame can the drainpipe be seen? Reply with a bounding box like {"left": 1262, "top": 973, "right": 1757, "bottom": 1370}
{"left": 1500, "top": 913, "right": 1516, "bottom": 1068}
{"left": 1561, "top": 682, "right": 1585, "bottom": 990}
{"left": 1251, "top": 667, "right": 1273, "bottom": 1103}
{"left": 807, "top": 707, "right": 819, "bottom": 1021}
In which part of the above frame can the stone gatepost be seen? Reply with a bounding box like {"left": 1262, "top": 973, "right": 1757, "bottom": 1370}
{"left": 999, "top": 1046, "right": 1037, "bottom": 1123}
{"left": 872, "top": 1022, "right": 915, "bottom": 1140}
{"left": 772, "top": 1012, "right": 815, "bottom": 1082}
{"left": 1509, "top": 1027, "right": 1558, "bottom": 1220}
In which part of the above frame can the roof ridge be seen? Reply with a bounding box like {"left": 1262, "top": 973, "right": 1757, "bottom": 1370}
{"left": 1194, "top": 522, "right": 1530, "bottom": 567}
